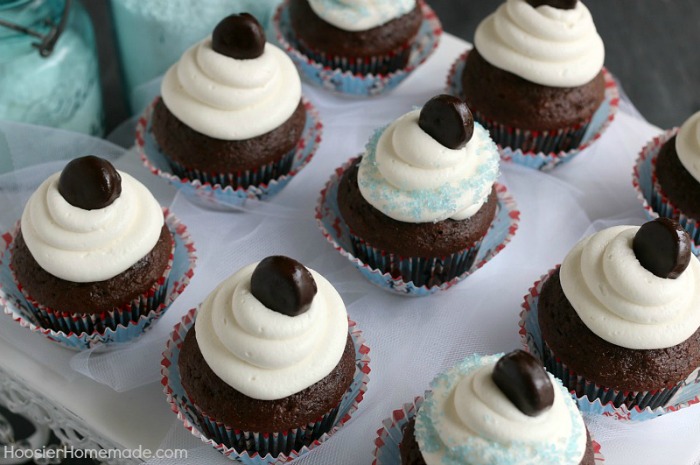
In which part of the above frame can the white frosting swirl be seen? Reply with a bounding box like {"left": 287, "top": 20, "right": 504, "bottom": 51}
{"left": 194, "top": 262, "right": 349, "bottom": 400}
{"left": 357, "top": 110, "right": 499, "bottom": 223}
{"left": 415, "top": 354, "right": 586, "bottom": 465}
{"left": 20, "top": 171, "right": 164, "bottom": 283}
{"left": 560, "top": 226, "right": 700, "bottom": 349}
{"left": 474, "top": 0, "right": 605, "bottom": 87}
{"left": 676, "top": 111, "right": 700, "bottom": 183}
{"left": 308, "top": 0, "right": 415, "bottom": 31}
{"left": 161, "top": 37, "right": 301, "bottom": 140}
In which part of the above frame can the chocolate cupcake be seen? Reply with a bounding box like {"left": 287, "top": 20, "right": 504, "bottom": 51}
{"left": 459, "top": 0, "right": 606, "bottom": 157}
{"left": 374, "top": 351, "right": 599, "bottom": 465}
{"left": 527, "top": 219, "right": 700, "bottom": 414}
{"left": 288, "top": 0, "right": 423, "bottom": 74}
{"left": 635, "top": 111, "right": 700, "bottom": 248}
{"left": 146, "top": 13, "right": 317, "bottom": 197}
{"left": 334, "top": 95, "right": 500, "bottom": 289}
{"left": 175, "top": 256, "right": 363, "bottom": 458}
{"left": 9, "top": 156, "right": 176, "bottom": 338}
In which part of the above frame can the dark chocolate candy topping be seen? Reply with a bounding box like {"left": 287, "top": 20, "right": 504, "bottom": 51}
{"left": 250, "top": 256, "right": 317, "bottom": 316}
{"left": 633, "top": 218, "right": 691, "bottom": 279}
{"left": 492, "top": 350, "right": 554, "bottom": 417}
{"left": 212, "top": 13, "right": 266, "bottom": 60}
{"left": 57, "top": 156, "right": 122, "bottom": 210}
{"left": 418, "top": 95, "right": 474, "bottom": 150}
{"left": 526, "top": 0, "right": 578, "bottom": 9}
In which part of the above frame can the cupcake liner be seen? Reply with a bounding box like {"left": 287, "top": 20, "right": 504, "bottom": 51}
{"left": 316, "top": 158, "right": 520, "bottom": 296}
{"left": 632, "top": 127, "right": 700, "bottom": 255}
{"left": 520, "top": 268, "right": 700, "bottom": 421}
{"left": 0, "top": 209, "right": 196, "bottom": 350}
{"left": 446, "top": 51, "right": 620, "bottom": 170}
{"left": 136, "top": 97, "right": 322, "bottom": 211}
{"left": 273, "top": 0, "right": 443, "bottom": 97}
{"left": 371, "top": 396, "right": 605, "bottom": 465}
{"left": 162, "top": 308, "right": 371, "bottom": 465}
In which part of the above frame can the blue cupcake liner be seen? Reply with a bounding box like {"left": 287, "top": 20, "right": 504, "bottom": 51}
{"left": 632, "top": 128, "right": 700, "bottom": 255}
{"left": 162, "top": 308, "right": 371, "bottom": 465}
{"left": 520, "top": 269, "right": 700, "bottom": 421}
{"left": 316, "top": 158, "right": 520, "bottom": 296}
{"left": 137, "top": 98, "right": 322, "bottom": 211}
{"left": 0, "top": 210, "right": 196, "bottom": 351}
{"left": 371, "top": 395, "right": 605, "bottom": 465}
{"left": 293, "top": 40, "right": 413, "bottom": 76}
{"left": 446, "top": 51, "right": 620, "bottom": 171}
{"left": 272, "top": 0, "right": 443, "bottom": 97}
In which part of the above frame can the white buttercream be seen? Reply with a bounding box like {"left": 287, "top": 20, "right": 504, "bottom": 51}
{"left": 20, "top": 171, "right": 164, "bottom": 283}
{"left": 308, "top": 0, "right": 415, "bottom": 31}
{"left": 676, "top": 111, "right": 700, "bottom": 184}
{"left": 415, "top": 354, "right": 586, "bottom": 465}
{"left": 161, "top": 38, "right": 301, "bottom": 140}
{"left": 194, "top": 262, "right": 349, "bottom": 400}
{"left": 357, "top": 110, "right": 499, "bottom": 223}
{"left": 560, "top": 226, "right": 700, "bottom": 349}
{"left": 474, "top": 0, "right": 604, "bottom": 87}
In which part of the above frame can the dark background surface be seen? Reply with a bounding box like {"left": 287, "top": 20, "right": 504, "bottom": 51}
{"left": 83, "top": 0, "right": 700, "bottom": 134}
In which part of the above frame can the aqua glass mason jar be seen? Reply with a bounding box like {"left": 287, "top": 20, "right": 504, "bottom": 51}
{"left": 0, "top": 0, "right": 103, "bottom": 136}
{"left": 110, "top": 0, "right": 282, "bottom": 113}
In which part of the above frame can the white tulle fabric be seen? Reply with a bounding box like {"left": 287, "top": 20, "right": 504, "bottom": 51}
{"left": 1, "top": 35, "right": 699, "bottom": 465}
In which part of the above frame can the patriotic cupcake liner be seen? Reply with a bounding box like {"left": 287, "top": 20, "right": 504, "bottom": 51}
{"left": 273, "top": 0, "right": 442, "bottom": 97}
{"left": 316, "top": 158, "right": 519, "bottom": 296}
{"left": 0, "top": 209, "right": 196, "bottom": 350}
{"left": 520, "top": 268, "right": 700, "bottom": 421}
{"left": 632, "top": 127, "right": 700, "bottom": 255}
{"left": 446, "top": 51, "right": 619, "bottom": 171}
{"left": 371, "top": 396, "right": 605, "bottom": 464}
{"left": 162, "top": 308, "right": 370, "bottom": 465}
{"left": 137, "top": 97, "right": 322, "bottom": 211}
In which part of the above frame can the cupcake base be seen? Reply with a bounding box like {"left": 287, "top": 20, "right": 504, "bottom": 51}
{"left": 521, "top": 269, "right": 700, "bottom": 421}
{"left": 137, "top": 98, "right": 322, "bottom": 211}
{"left": 633, "top": 127, "right": 700, "bottom": 255}
{"left": 317, "top": 158, "right": 519, "bottom": 296}
{"left": 162, "top": 308, "right": 370, "bottom": 465}
{"left": 273, "top": 0, "right": 443, "bottom": 97}
{"left": 446, "top": 51, "right": 619, "bottom": 170}
{"left": 0, "top": 210, "right": 196, "bottom": 350}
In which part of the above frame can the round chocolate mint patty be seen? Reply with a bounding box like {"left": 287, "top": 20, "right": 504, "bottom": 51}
{"left": 633, "top": 218, "right": 691, "bottom": 279}
{"left": 418, "top": 95, "right": 474, "bottom": 150}
{"left": 538, "top": 268, "right": 700, "bottom": 392}
{"left": 58, "top": 155, "right": 121, "bottom": 210}
{"left": 250, "top": 256, "right": 317, "bottom": 316}
{"left": 492, "top": 350, "right": 554, "bottom": 417}
{"left": 526, "top": 0, "right": 578, "bottom": 9}
{"left": 11, "top": 224, "right": 172, "bottom": 314}
{"left": 212, "top": 13, "right": 266, "bottom": 60}
{"left": 178, "top": 326, "right": 356, "bottom": 433}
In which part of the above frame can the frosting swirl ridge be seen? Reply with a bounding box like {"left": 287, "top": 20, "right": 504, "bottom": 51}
{"left": 161, "top": 38, "right": 301, "bottom": 140}
{"left": 560, "top": 226, "right": 700, "bottom": 349}
{"left": 194, "top": 262, "right": 349, "bottom": 400}
{"left": 676, "top": 111, "right": 700, "bottom": 183}
{"left": 474, "top": 0, "right": 604, "bottom": 87}
{"left": 308, "top": 0, "right": 415, "bottom": 31}
{"left": 357, "top": 110, "right": 499, "bottom": 223}
{"left": 20, "top": 171, "right": 164, "bottom": 283}
{"left": 415, "top": 353, "right": 586, "bottom": 465}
